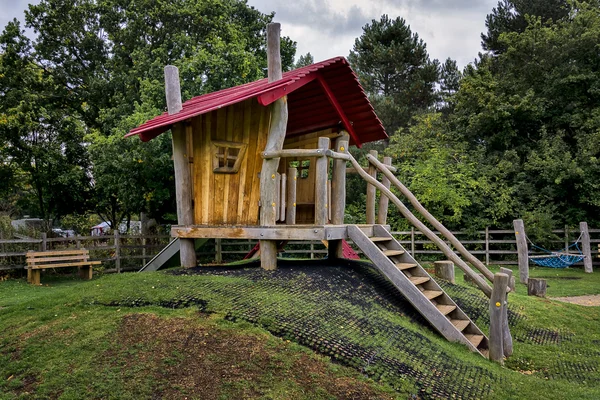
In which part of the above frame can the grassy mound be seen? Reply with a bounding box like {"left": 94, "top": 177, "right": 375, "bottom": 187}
{"left": 1, "top": 261, "right": 599, "bottom": 399}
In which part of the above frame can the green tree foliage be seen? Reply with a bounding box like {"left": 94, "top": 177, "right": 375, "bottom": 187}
{"left": 453, "top": 1, "right": 600, "bottom": 229}
{"left": 2, "top": 0, "right": 296, "bottom": 227}
{"left": 0, "top": 21, "right": 92, "bottom": 223}
{"left": 294, "top": 52, "right": 314, "bottom": 68}
{"left": 348, "top": 15, "right": 439, "bottom": 135}
{"left": 482, "top": 0, "right": 569, "bottom": 54}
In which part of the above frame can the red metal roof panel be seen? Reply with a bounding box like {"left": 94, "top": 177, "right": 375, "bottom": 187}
{"left": 127, "top": 56, "right": 387, "bottom": 146}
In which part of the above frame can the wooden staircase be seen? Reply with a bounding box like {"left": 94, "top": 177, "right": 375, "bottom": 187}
{"left": 348, "top": 225, "right": 489, "bottom": 357}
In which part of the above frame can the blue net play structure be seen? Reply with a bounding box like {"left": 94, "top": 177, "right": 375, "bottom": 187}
{"left": 527, "top": 234, "right": 585, "bottom": 268}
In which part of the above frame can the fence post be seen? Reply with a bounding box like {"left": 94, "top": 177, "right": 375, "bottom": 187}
{"left": 411, "top": 227, "right": 415, "bottom": 257}
{"left": 215, "top": 239, "right": 222, "bottom": 264}
{"left": 114, "top": 231, "right": 121, "bottom": 273}
{"left": 489, "top": 272, "right": 509, "bottom": 364}
{"left": 513, "top": 219, "right": 529, "bottom": 284}
{"left": 41, "top": 233, "right": 47, "bottom": 252}
{"left": 366, "top": 150, "right": 377, "bottom": 224}
{"left": 485, "top": 227, "right": 490, "bottom": 266}
{"left": 580, "top": 221, "right": 593, "bottom": 273}
{"left": 76, "top": 236, "right": 81, "bottom": 250}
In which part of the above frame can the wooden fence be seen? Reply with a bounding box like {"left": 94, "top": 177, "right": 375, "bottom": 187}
{"left": 2, "top": 226, "right": 599, "bottom": 272}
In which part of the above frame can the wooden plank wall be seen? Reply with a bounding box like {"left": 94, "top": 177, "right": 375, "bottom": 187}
{"left": 192, "top": 98, "right": 270, "bottom": 226}
{"left": 279, "top": 129, "right": 337, "bottom": 223}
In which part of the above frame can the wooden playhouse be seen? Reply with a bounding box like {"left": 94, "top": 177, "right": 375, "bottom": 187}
{"left": 128, "top": 24, "right": 513, "bottom": 359}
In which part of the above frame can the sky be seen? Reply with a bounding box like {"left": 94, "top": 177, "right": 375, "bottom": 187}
{"left": 1, "top": 0, "right": 499, "bottom": 69}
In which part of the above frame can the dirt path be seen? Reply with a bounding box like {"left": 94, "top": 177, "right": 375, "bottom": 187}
{"left": 551, "top": 295, "right": 600, "bottom": 306}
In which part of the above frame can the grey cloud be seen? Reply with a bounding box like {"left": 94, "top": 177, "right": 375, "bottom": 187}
{"left": 382, "top": 0, "right": 495, "bottom": 14}
{"left": 253, "top": 0, "right": 371, "bottom": 36}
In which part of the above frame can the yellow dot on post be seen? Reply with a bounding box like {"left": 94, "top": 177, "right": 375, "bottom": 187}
{"left": 271, "top": 202, "right": 276, "bottom": 207}
{"left": 340, "top": 146, "right": 345, "bottom": 151}
{"left": 271, "top": 174, "right": 275, "bottom": 179}
{"left": 495, "top": 302, "right": 501, "bottom": 307}
{"left": 293, "top": 203, "right": 296, "bottom": 207}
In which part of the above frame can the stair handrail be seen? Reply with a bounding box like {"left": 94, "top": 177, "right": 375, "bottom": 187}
{"left": 335, "top": 148, "right": 492, "bottom": 298}
{"left": 366, "top": 154, "right": 495, "bottom": 283}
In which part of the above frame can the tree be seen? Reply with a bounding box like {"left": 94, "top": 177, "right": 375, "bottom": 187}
{"left": 482, "top": 0, "right": 569, "bottom": 54}
{"left": 437, "top": 58, "right": 462, "bottom": 113}
{"left": 295, "top": 52, "right": 314, "bottom": 68}
{"left": 3, "top": 0, "right": 297, "bottom": 227}
{"left": 0, "top": 21, "right": 92, "bottom": 224}
{"left": 348, "top": 15, "right": 439, "bottom": 135}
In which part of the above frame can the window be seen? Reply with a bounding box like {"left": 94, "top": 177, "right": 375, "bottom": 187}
{"left": 212, "top": 140, "right": 247, "bottom": 173}
{"left": 299, "top": 160, "right": 310, "bottom": 179}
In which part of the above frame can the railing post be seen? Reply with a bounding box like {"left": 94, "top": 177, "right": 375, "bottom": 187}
{"left": 580, "top": 221, "right": 593, "bottom": 273}
{"left": 329, "top": 136, "right": 348, "bottom": 259}
{"left": 286, "top": 168, "right": 297, "bottom": 224}
{"left": 489, "top": 272, "right": 509, "bottom": 363}
{"left": 499, "top": 267, "right": 514, "bottom": 357}
{"left": 513, "top": 219, "right": 529, "bottom": 284}
{"left": 366, "top": 150, "right": 377, "bottom": 224}
{"left": 411, "top": 227, "right": 415, "bottom": 257}
{"left": 114, "top": 230, "right": 121, "bottom": 273}
{"left": 314, "top": 137, "right": 330, "bottom": 225}
{"left": 377, "top": 156, "right": 392, "bottom": 224}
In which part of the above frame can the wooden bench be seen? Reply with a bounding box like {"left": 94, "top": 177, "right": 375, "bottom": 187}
{"left": 26, "top": 249, "right": 101, "bottom": 285}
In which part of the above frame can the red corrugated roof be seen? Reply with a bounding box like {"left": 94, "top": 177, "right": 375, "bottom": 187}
{"left": 127, "top": 57, "right": 387, "bottom": 146}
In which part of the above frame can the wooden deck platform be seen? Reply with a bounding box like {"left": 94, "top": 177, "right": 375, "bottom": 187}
{"left": 171, "top": 224, "right": 388, "bottom": 241}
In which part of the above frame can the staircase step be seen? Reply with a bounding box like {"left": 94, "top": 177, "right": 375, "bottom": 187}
{"left": 436, "top": 304, "right": 456, "bottom": 315}
{"left": 408, "top": 276, "right": 430, "bottom": 285}
{"left": 450, "top": 319, "right": 470, "bottom": 331}
{"left": 395, "top": 262, "right": 418, "bottom": 270}
{"left": 422, "top": 290, "right": 444, "bottom": 300}
{"left": 370, "top": 236, "right": 392, "bottom": 242}
{"left": 382, "top": 249, "right": 405, "bottom": 257}
{"left": 465, "top": 334, "right": 484, "bottom": 348}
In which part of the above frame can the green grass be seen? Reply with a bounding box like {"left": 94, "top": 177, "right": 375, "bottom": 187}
{"left": 1, "top": 264, "right": 600, "bottom": 399}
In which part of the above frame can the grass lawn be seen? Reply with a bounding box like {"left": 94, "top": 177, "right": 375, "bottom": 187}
{"left": 1, "top": 261, "right": 599, "bottom": 399}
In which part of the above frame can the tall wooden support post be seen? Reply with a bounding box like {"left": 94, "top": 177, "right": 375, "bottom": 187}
{"left": 513, "top": 219, "right": 529, "bottom": 284}
{"left": 489, "top": 272, "right": 509, "bottom": 363}
{"left": 286, "top": 168, "right": 297, "bottom": 224}
{"left": 580, "top": 221, "right": 593, "bottom": 273}
{"left": 165, "top": 65, "right": 196, "bottom": 268}
{"left": 329, "top": 136, "right": 348, "bottom": 258}
{"left": 499, "top": 267, "right": 514, "bottom": 357}
{"left": 366, "top": 150, "right": 378, "bottom": 224}
{"left": 377, "top": 157, "right": 392, "bottom": 224}
{"left": 314, "top": 137, "right": 330, "bottom": 225}
{"left": 259, "top": 23, "right": 288, "bottom": 270}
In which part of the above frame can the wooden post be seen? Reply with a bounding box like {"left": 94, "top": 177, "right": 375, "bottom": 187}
{"left": 141, "top": 212, "right": 148, "bottom": 267}
{"left": 76, "top": 236, "right": 81, "bottom": 250}
{"left": 528, "top": 278, "right": 547, "bottom": 297}
{"left": 377, "top": 157, "right": 392, "bottom": 224}
{"left": 329, "top": 136, "right": 348, "bottom": 259}
{"left": 565, "top": 224, "right": 569, "bottom": 253}
{"left": 275, "top": 172, "right": 281, "bottom": 221}
{"left": 434, "top": 260, "right": 455, "bottom": 283}
{"left": 286, "top": 168, "right": 297, "bottom": 225}
{"left": 165, "top": 65, "right": 196, "bottom": 269}
{"left": 114, "top": 230, "right": 121, "bottom": 273}
{"left": 41, "top": 233, "right": 47, "bottom": 252}
{"left": 499, "top": 267, "right": 514, "bottom": 357}
{"left": 280, "top": 173, "right": 286, "bottom": 222}
{"left": 411, "top": 227, "right": 415, "bottom": 257}
{"left": 513, "top": 219, "right": 529, "bottom": 284}
{"left": 314, "top": 137, "right": 330, "bottom": 225}
{"left": 489, "top": 272, "right": 509, "bottom": 364}
{"left": 259, "top": 23, "right": 288, "bottom": 270}
{"left": 580, "top": 221, "right": 593, "bottom": 273}
{"left": 485, "top": 227, "right": 490, "bottom": 266}
{"left": 215, "top": 239, "right": 222, "bottom": 264}
{"left": 366, "top": 150, "right": 377, "bottom": 224}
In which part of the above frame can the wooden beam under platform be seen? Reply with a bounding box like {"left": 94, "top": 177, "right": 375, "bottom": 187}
{"left": 171, "top": 224, "right": 388, "bottom": 241}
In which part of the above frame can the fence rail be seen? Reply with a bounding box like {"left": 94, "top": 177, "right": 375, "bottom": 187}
{"left": 1, "top": 226, "right": 599, "bottom": 272}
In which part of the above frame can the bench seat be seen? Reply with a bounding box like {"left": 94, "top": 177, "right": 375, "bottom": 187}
{"left": 26, "top": 249, "right": 101, "bottom": 285}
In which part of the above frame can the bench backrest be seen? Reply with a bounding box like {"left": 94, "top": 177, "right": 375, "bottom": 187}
{"left": 27, "top": 249, "right": 90, "bottom": 269}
